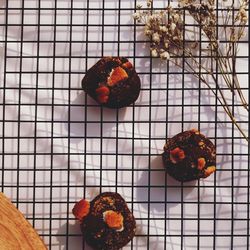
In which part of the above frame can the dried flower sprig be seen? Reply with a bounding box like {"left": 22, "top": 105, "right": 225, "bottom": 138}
{"left": 181, "top": 0, "right": 249, "bottom": 110}
{"left": 133, "top": 0, "right": 249, "bottom": 141}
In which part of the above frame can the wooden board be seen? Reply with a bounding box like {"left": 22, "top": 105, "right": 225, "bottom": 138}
{"left": 0, "top": 192, "right": 47, "bottom": 250}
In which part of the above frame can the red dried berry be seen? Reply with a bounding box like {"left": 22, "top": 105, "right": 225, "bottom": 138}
{"left": 96, "top": 86, "right": 110, "bottom": 96}
{"left": 97, "top": 95, "right": 109, "bottom": 104}
{"left": 95, "top": 86, "right": 110, "bottom": 104}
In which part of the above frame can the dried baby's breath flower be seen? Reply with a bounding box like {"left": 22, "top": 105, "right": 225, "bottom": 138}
{"left": 173, "top": 14, "right": 180, "bottom": 22}
{"left": 160, "top": 51, "right": 170, "bottom": 60}
{"left": 160, "top": 26, "right": 168, "bottom": 33}
{"left": 151, "top": 48, "right": 159, "bottom": 57}
{"left": 133, "top": 12, "right": 141, "bottom": 21}
{"left": 236, "top": 5, "right": 248, "bottom": 23}
{"left": 136, "top": 3, "right": 143, "bottom": 9}
{"left": 133, "top": 0, "right": 249, "bottom": 141}
{"left": 164, "top": 42, "right": 169, "bottom": 49}
{"left": 152, "top": 32, "right": 161, "bottom": 43}
{"left": 145, "top": 27, "right": 153, "bottom": 36}
{"left": 147, "top": 0, "right": 153, "bottom": 7}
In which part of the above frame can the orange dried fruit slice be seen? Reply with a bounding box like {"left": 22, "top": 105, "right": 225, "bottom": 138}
{"left": 72, "top": 199, "right": 90, "bottom": 221}
{"left": 204, "top": 166, "right": 216, "bottom": 177}
{"left": 103, "top": 210, "right": 124, "bottom": 230}
{"left": 107, "top": 67, "right": 128, "bottom": 86}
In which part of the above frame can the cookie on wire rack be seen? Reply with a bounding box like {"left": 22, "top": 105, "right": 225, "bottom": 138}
{"left": 162, "top": 129, "right": 216, "bottom": 182}
{"left": 73, "top": 192, "right": 136, "bottom": 250}
{"left": 82, "top": 57, "right": 141, "bottom": 109}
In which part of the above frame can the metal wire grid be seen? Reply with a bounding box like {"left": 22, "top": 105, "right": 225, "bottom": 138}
{"left": 0, "top": 0, "right": 249, "bottom": 249}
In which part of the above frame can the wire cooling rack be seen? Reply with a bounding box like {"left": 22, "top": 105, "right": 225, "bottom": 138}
{"left": 0, "top": 0, "right": 249, "bottom": 249}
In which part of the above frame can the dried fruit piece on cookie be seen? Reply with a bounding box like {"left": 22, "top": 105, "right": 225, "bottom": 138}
{"left": 72, "top": 192, "right": 136, "bottom": 250}
{"left": 107, "top": 67, "right": 128, "bottom": 86}
{"left": 72, "top": 199, "right": 90, "bottom": 221}
{"left": 162, "top": 129, "right": 216, "bottom": 182}
{"left": 82, "top": 57, "right": 141, "bottom": 109}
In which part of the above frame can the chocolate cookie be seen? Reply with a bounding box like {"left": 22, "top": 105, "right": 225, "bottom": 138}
{"left": 72, "top": 192, "right": 136, "bottom": 250}
{"left": 162, "top": 129, "right": 216, "bottom": 182}
{"left": 82, "top": 57, "right": 141, "bottom": 108}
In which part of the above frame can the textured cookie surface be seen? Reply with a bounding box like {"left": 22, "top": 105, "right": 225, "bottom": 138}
{"left": 82, "top": 57, "right": 141, "bottom": 108}
{"left": 77, "top": 192, "right": 136, "bottom": 250}
{"left": 162, "top": 129, "right": 216, "bottom": 182}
